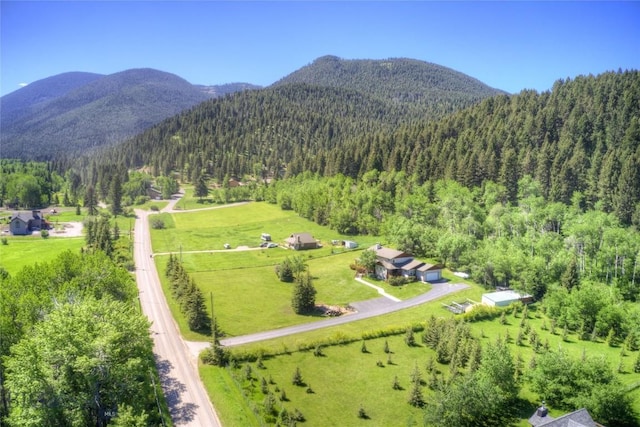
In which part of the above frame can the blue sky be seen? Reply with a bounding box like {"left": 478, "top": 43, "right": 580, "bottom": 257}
{"left": 1, "top": 1, "right": 639, "bottom": 97}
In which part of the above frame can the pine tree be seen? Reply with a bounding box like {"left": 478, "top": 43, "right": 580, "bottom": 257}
{"left": 110, "top": 175, "right": 123, "bottom": 216}
{"left": 561, "top": 257, "right": 580, "bottom": 290}
{"left": 84, "top": 185, "right": 98, "bottom": 216}
{"left": 194, "top": 174, "right": 209, "bottom": 202}
{"left": 292, "top": 367, "right": 303, "bottom": 386}
{"left": 407, "top": 381, "right": 424, "bottom": 407}
{"left": 291, "top": 271, "right": 316, "bottom": 314}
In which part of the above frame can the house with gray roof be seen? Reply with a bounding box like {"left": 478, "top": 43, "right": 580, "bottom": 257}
{"left": 528, "top": 404, "right": 603, "bottom": 427}
{"left": 9, "top": 210, "right": 44, "bottom": 235}
{"left": 285, "top": 233, "right": 318, "bottom": 250}
{"left": 370, "top": 244, "right": 443, "bottom": 282}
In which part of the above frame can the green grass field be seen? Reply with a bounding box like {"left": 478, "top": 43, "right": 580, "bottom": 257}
{"left": 149, "top": 201, "right": 381, "bottom": 253}
{"left": 208, "top": 299, "right": 640, "bottom": 427}
{"left": 0, "top": 236, "right": 84, "bottom": 275}
{"left": 145, "top": 201, "right": 640, "bottom": 426}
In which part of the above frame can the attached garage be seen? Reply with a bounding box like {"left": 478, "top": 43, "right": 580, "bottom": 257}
{"left": 416, "top": 263, "right": 443, "bottom": 282}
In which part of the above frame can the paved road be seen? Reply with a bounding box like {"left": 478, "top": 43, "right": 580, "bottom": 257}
{"left": 134, "top": 208, "right": 221, "bottom": 427}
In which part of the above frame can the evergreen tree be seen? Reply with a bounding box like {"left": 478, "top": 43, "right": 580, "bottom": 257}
{"left": 85, "top": 185, "right": 98, "bottom": 216}
{"left": 110, "top": 175, "right": 123, "bottom": 216}
{"left": 561, "top": 257, "right": 580, "bottom": 290}
{"left": 291, "top": 271, "right": 316, "bottom": 314}
{"left": 194, "top": 174, "right": 209, "bottom": 202}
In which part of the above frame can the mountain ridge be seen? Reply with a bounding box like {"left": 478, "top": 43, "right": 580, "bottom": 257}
{"left": 1, "top": 57, "right": 504, "bottom": 161}
{"left": 0, "top": 69, "right": 259, "bottom": 160}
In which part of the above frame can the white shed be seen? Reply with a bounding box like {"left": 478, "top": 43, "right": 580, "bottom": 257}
{"left": 482, "top": 290, "right": 528, "bottom": 307}
{"left": 343, "top": 240, "right": 358, "bottom": 249}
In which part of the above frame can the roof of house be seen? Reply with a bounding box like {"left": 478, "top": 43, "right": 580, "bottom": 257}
{"left": 11, "top": 211, "right": 39, "bottom": 222}
{"left": 401, "top": 259, "right": 425, "bottom": 271}
{"left": 375, "top": 247, "right": 411, "bottom": 260}
{"left": 286, "top": 233, "right": 316, "bottom": 244}
{"left": 377, "top": 260, "right": 399, "bottom": 271}
{"left": 417, "top": 263, "right": 443, "bottom": 272}
{"left": 529, "top": 407, "right": 599, "bottom": 427}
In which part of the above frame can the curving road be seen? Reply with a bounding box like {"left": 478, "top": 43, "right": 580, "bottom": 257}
{"left": 134, "top": 208, "right": 221, "bottom": 427}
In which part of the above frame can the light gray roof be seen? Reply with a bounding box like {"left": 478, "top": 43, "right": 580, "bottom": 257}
{"left": 286, "top": 233, "right": 316, "bottom": 244}
{"left": 530, "top": 408, "right": 599, "bottom": 427}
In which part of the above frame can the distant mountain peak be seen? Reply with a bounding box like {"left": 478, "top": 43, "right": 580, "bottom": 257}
{"left": 0, "top": 69, "right": 258, "bottom": 160}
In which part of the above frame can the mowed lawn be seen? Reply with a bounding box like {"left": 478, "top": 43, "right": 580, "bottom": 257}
{"left": 0, "top": 236, "right": 84, "bottom": 275}
{"left": 208, "top": 297, "right": 640, "bottom": 427}
{"left": 150, "top": 201, "right": 380, "bottom": 253}
{"left": 150, "top": 202, "right": 468, "bottom": 339}
{"left": 156, "top": 250, "right": 381, "bottom": 340}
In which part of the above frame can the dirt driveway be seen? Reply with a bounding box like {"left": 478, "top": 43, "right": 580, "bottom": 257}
{"left": 49, "top": 221, "right": 83, "bottom": 237}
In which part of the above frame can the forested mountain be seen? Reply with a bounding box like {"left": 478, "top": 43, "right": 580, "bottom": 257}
{"left": 197, "top": 82, "right": 262, "bottom": 97}
{"left": 0, "top": 71, "right": 104, "bottom": 124}
{"left": 273, "top": 55, "right": 505, "bottom": 109}
{"left": 0, "top": 69, "right": 257, "bottom": 161}
{"left": 94, "top": 69, "right": 640, "bottom": 224}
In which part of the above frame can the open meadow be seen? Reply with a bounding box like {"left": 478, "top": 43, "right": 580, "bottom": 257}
{"left": 205, "top": 297, "right": 640, "bottom": 427}
{"left": 0, "top": 236, "right": 84, "bottom": 275}
{"left": 147, "top": 201, "right": 640, "bottom": 426}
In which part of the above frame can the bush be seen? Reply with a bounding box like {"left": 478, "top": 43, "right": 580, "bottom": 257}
{"left": 40, "top": 230, "right": 49, "bottom": 238}
{"left": 151, "top": 218, "right": 165, "bottom": 229}
{"left": 149, "top": 205, "right": 160, "bottom": 211}
{"left": 388, "top": 276, "right": 411, "bottom": 286}
{"left": 1, "top": 237, "right": 7, "bottom": 245}
{"left": 462, "top": 304, "right": 505, "bottom": 322}
{"left": 135, "top": 195, "right": 150, "bottom": 205}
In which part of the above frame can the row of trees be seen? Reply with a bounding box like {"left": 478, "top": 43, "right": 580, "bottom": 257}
{"left": 165, "top": 254, "right": 211, "bottom": 332}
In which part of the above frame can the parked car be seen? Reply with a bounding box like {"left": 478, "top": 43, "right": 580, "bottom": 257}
{"left": 260, "top": 242, "right": 268, "bottom": 248}
{"left": 267, "top": 243, "right": 278, "bottom": 248}
{"left": 224, "top": 243, "right": 231, "bottom": 249}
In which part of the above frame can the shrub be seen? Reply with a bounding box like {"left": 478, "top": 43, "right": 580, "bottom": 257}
{"left": 463, "top": 304, "right": 504, "bottom": 322}
{"left": 135, "top": 195, "right": 150, "bottom": 205}
{"left": 1, "top": 237, "right": 7, "bottom": 245}
{"left": 40, "top": 230, "right": 49, "bottom": 238}
{"left": 149, "top": 205, "right": 160, "bottom": 211}
{"left": 151, "top": 218, "right": 165, "bottom": 229}
{"left": 388, "top": 276, "right": 411, "bottom": 286}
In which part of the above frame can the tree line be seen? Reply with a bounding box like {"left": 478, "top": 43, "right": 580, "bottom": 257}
{"left": 70, "top": 70, "right": 639, "bottom": 226}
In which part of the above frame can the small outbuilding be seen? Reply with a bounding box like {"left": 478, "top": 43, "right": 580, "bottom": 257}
{"left": 482, "top": 290, "right": 532, "bottom": 307}
{"left": 343, "top": 240, "right": 358, "bottom": 249}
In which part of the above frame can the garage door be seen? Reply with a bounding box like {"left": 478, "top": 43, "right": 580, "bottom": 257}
{"left": 426, "top": 272, "right": 440, "bottom": 281}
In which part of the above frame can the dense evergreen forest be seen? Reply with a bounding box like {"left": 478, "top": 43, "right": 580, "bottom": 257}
{"left": 84, "top": 70, "right": 639, "bottom": 226}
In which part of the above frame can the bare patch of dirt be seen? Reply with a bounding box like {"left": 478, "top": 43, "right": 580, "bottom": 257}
{"left": 316, "top": 304, "right": 355, "bottom": 317}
